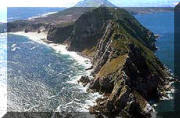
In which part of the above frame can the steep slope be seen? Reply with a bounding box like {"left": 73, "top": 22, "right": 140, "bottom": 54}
{"left": 6, "top": 0, "right": 115, "bottom": 33}
{"left": 75, "top": 0, "right": 115, "bottom": 7}
{"left": 7, "top": 7, "right": 95, "bottom": 32}
{"left": 67, "top": 7, "right": 157, "bottom": 51}
{"left": 6, "top": 6, "right": 172, "bottom": 33}
{"left": 47, "top": 7, "right": 173, "bottom": 117}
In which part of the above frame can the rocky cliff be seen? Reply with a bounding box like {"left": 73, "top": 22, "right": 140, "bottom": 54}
{"left": 6, "top": 7, "right": 95, "bottom": 33}
{"left": 6, "top": 6, "right": 172, "bottom": 33}
{"left": 66, "top": 7, "right": 157, "bottom": 52}
{"left": 47, "top": 7, "right": 173, "bottom": 117}
{"left": 7, "top": 20, "right": 50, "bottom": 32}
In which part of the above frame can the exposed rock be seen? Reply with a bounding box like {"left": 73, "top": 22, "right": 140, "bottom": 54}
{"left": 6, "top": 7, "right": 95, "bottom": 33}
{"left": 95, "top": 114, "right": 104, "bottom": 118}
{"left": 78, "top": 76, "right": 91, "bottom": 87}
{"left": 47, "top": 24, "right": 73, "bottom": 43}
{"left": 7, "top": 20, "right": 50, "bottom": 32}
{"left": 7, "top": 7, "right": 173, "bottom": 118}
{"left": 38, "top": 30, "right": 41, "bottom": 33}
{"left": 60, "top": 7, "right": 172, "bottom": 117}
{"left": 24, "top": 29, "right": 29, "bottom": 33}
{"left": 89, "top": 78, "right": 100, "bottom": 91}
{"left": 85, "top": 66, "right": 93, "bottom": 70}
{"left": 6, "top": 7, "right": 173, "bottom": 33}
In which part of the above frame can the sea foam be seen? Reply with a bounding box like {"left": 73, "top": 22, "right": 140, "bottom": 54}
{"left": 10, "top": 32, "right": 102, "bottom": 112}
{"left": 0, "top": 33, "right": 7, "bottom": 117}
{"left": 10, "top": 32, "right": 91, "bottom": 68}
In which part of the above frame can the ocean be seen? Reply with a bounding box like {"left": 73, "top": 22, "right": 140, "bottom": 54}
{"left": 7, "top": 33, "right": 101, "bottom": 112}
{"left": 135, "top": 12, "right": 174, "bottom": 114}
{"left": 4, "top": 7, "right": 101, "bottom": 113}
{"left": 135, "top": 12, "right": 174, "bottom": 72}
{"left": 0, "top": 7, "right": 175, "bottom": 116}
{"left": 0, "top": 33, "right": 7, "bottom": 118}
{"left": 7, "top": 7, "right": 65, "bottom": 22}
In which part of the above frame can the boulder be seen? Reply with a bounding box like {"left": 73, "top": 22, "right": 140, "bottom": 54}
{"left": 78, "top": 76, "right": 91, "bottom": 87}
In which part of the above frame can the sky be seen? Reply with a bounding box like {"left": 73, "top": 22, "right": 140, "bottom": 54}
{"left": 112, "top": 0, "right": 179, "bottom": 7}
{"left": 0, "top": 0, "right": 179, "bottom": 7}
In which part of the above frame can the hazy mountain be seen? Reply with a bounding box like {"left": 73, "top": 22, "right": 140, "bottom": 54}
{"left": 75, "top": 0, "right": 115, "bottom": 7}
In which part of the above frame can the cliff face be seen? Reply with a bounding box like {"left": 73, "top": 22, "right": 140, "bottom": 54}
{"left": 6, "top": 7, "right": 95, "bottom": 33}
{"left": 47, "top": 24, "right": 73, "bottom": 43}
{"left": 66, "top": 7, "right": 157, "bottom": 52}
{"left": 87, "top": 21, "right": 169, "bottom": 117}
{"left": 7, "top": 20, "right": 51, "bottom": 32}
{"left": 47, "top": 7, "right": 171, "bottom": 117}
{"left": 6, "top": 7, "right": 172, "bottom": 33}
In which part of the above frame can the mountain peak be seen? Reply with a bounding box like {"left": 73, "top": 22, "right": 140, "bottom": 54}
{"left": 75, "top": 0, "right": 116, "bottom": 7}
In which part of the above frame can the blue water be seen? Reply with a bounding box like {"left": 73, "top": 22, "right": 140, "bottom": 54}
{"left": 135, "top": 12, "right": 174, "bottom": 114}
{"left": 5, "top": 7, "right": 175, "bottom": 114}
{"left": 135, "top": 12, "right": 174, "bottom": 72}
{"left": 7, "top": 34, "right": 96, "bottom": 112}
{"left": 6, "top": 8, "right": 96, "bottom": 112}
{"left": 7, "top": 7, "right": 65, "bottom": 22}
{"left": 6, "top": 7, "right": 100, "bottom": 112}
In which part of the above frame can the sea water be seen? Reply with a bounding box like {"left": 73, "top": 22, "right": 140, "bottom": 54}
{"left": 0, "top": 32, "right": 7, "bottom": 117}
{"left": 135, "top": 11, "right": 175, "bottom": 114}
{"left": 3, "top": 7, "right": 175, "bottom": 114}
{"left": 135, "top": 12, "right": 174, "bottom": 72}
{"left": 7, "top": 33, "right": 101, "bottom": 112}
{"left": 7, "top": 7, "right": 65, "bottom": 22}
{"left": 4, "top": 7, "right": 100, "bottom": 112}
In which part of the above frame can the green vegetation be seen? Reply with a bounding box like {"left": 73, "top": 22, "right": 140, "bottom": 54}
{"left": 47, "top": 24, "right": 73, "bottom": 43}
{"left": 82, "top": 46, "right": 96, "bottom": 57}
{"left": 98, "top": 54, "right": 128, "bottom": 77}
{"left": 133, "top": 90, "right": 147, "bottom": 110}
{"left": 48, "top": 7, "right": 171, "bottom": 117}
{"left": 6, "top": 6, "right": 171, "bottom": 117}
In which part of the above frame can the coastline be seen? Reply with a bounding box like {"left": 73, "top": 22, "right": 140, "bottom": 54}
{"left": 9, "top": 31, "right": 175, "bottom": 112}
{"left": 28, "top": 11, "right": 58, "bottom": 20}
{"left": 5, "top": 7, "right": 176, "bottom": 117}
{"left": 9, "top": 32, "right": 91, "bottom": 68}
{"left": 9, "top": 31, "right": 102, "bottom": 112}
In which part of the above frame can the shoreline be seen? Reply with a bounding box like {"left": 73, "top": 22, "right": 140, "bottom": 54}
{"left": 9, "top": 31, "right": 92, "bottom": 68}
{"left": 28, "top": 11, "right": 58, "bottom": 21}
{"left": 9, "top": 31, "right": 175, "bottom": 115}
{"left": 9, "top": 31, "right": 102, "bottom": 112}
{"left": 5, "top": 9, "right": 176, "bottom": 117}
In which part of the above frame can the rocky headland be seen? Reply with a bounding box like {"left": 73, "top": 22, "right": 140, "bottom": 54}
{"left": 6, "top": 6, "right": 174, "bottom": 118}
{"left": 46, "top": 7, "right": 174, "bottom": 117}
